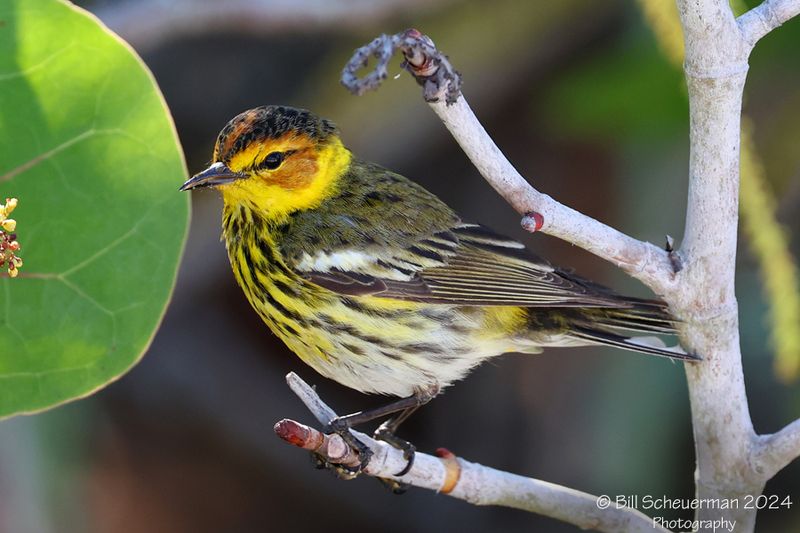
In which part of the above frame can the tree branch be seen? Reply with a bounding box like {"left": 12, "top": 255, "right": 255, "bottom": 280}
{"left": 341, "top": 30, "right": 676, "bottom": 296}
{"left": 322, "top": 18, "right": 800, "bottom": 532}
{"left": 673, "top": 1, "right": 778, "bottom": 530}
{"left": 753, "top": 418, "right": 800, "bottom": 480}
{"left": 738, "top": 0, "right": 800, "bottom": 48}
{"left": 427, "top": 97, "right": 677, "bottom": 294}
{"left": 277, "top": 373, "right": 668, "bottom": 533}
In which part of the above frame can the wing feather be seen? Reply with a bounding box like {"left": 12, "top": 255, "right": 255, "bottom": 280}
{"left": 296, "top": 222, "right": 632, "bottom": 308}
{"left": 277, "top": 159, "right": 637, "bottom": 308}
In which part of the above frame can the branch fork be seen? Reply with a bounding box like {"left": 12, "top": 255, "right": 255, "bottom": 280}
{"left": 277, "top": 9, "right": 800, "bottom": 530}
{"left": 345, "top": 28, "right": 679, "bottom": 295}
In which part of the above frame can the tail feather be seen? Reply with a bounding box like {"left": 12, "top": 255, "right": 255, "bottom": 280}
{"left": 598, "top": 302, "right": 677, "bottom": 334}
{"left": 563, "top": 299, "right": 698, "bottom": 361}
{"left": 570, "top": 326, "right": 698, "bottom": 361}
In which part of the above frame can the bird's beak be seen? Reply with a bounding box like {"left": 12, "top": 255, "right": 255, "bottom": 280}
{"left": 179, "top": 162, "right": 247, "bottom": 191}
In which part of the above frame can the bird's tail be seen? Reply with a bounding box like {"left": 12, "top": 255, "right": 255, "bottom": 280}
{"left": 564, "top": 299, "right": 699, "bottom": 361}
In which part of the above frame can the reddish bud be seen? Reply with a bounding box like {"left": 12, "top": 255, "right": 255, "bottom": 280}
{"left": 435, "top": 447, "right": 456, "bottom": 459}
{"left": 521, "top": 212, "right": 545, "bottom": 233}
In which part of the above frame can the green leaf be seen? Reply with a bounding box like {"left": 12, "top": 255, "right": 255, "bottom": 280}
{"left": 0, "top": 0, "right": 189, "bottom": 418}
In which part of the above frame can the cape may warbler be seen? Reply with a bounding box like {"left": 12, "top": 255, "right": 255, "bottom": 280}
{"left": 181, "top": 105, "right": 691, "bottom": 453}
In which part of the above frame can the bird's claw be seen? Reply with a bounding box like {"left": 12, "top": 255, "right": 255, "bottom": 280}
{"left": 373, "top": 424, "right": 416, "bottom": 477}
{"left": 321, "top": 416, "right": 374, "bottom": 477}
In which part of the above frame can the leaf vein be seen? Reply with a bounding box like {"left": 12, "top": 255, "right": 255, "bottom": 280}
{"left": 0, "top": 42, "right": 76, "bottom": 81}
{"left": 0, "top": 128, "right": 140, "bottom": 183}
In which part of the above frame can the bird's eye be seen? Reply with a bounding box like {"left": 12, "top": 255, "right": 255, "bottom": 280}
{"left": 260, "top": 151, "right": 284, "bottom": 170}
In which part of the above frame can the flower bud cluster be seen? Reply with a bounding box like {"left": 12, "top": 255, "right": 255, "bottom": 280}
{"left": 0, "top": 198, "right": 22, "bottom": 278}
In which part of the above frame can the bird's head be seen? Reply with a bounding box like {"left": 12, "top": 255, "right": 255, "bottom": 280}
{"left": 180, "top": 105, "right": 351, "bottom": 220}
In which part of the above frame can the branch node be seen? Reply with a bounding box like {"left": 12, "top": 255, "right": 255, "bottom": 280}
{"left": 435, "top": 447, "right": 462, "bottom": 494}
{"left": 521, "top": 211, "right": 545, "bottom": 233}
{"left": 665, "top": 235, "right": 683, "bottom": 273}
{"left": 341, "top": 28, "right": 462, "bottom": 105}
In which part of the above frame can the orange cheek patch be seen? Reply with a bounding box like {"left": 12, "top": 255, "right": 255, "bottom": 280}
{"left": 267, "top": 147, "right": 318, "bottom": 190}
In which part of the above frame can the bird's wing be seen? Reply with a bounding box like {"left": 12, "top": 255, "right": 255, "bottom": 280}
{"left": 288, "top": 221, "right": 632, "bottom": 308}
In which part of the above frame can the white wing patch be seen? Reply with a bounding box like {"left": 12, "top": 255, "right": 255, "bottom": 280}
{"left": 297, "top": 249, "right": 372, "bottom": 272}
{"left": 296, "top": 249, "right": 416, "bottom": 281}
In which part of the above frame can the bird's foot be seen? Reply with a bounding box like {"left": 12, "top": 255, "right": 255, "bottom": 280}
{"left": 371, "top": 421, "right": 416, "bottom": 493}
{"left": 373, "top": 422, "right": 416, "bottom": 476}
{"left": 320, "top": 416, "right": 374, "bottom": 477}
{"left": 314, "top": 385, "right": 438, "bottom": 487}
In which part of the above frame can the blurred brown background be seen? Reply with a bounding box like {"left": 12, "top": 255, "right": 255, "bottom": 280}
{"left": 1, "top": 0, "right": 798, "bottom": 531}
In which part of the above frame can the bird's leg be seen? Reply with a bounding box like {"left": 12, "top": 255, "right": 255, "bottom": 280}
{"left": 323, "top": 383, "right": 439, "bottom": 476}
{"left": 371, "top": 408, "right": 419, "bottom": 493}
{"left": 326, "top": 394, "right": 424, "bottom": 430}
{"left": 372, "top": 386, "right": 438, "bottom": 491}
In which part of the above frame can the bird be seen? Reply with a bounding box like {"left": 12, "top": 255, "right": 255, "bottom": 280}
{"left": 180, "top": 105, "right": 693, "bottom": 469}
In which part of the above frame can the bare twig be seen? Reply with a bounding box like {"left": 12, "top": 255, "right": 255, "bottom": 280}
{"left": 340, "top": 29, "right": 677, "bottom": 296}
{"left": 753, "top": 418, "right": 800, "bottom": 480}
{"left": 277, "top": 373, "right": 668, "bottom": 533}
{"left": 341, "top": 29, "right": 461, "bottom": 104}
{"left": 274, "top": 419, "right": 363, "bottom": 468}
{"left": 285, "top": 371, "right": 337, "bottom": 423}
{"left": 428, "top": 97, "right": 677, "bottom": 295}
{"left": 738, "top": 0, "right": 800, "bottom": 48}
